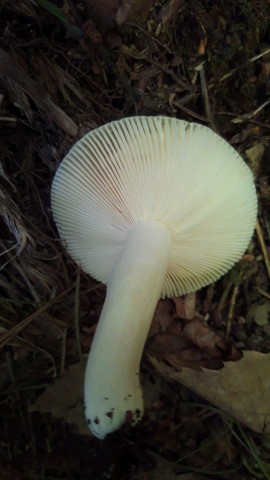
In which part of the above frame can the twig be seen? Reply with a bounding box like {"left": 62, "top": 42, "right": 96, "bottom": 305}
{"left": 172, "top": 100, "right": 208, "bottom": 122}
{"left": 197, "top": 62, "right": 213, "bottom": 124}
{"left": 256, "top": 220, "right": 270, "bottom": 280}
{"left": 226, "top": 271, "right": 242, "bottom": 340}
{"left": 217, "top": 47, "right": 270, "bottom": 84}
{"left": 0, "top": 326, "right": 57, "bottom": 376}
{"left": 126, "top": 22, "right": 172, "bottom": 54}
{"left": 144, "top": 58, "right": 191, "bottom": 90}
{"left": 256, "top": 287, "right": 270, "bottom": 300}
{"left": 249, "top": 47, "right": 270, "bottom": 63}
{"left": 214, "top": 110, "right": 270, "bottom": 129}
{"left": 0, "top": 286, "right": 74, "bottom": 350}
{"left": 217, "top": 279, "right": 233, "bottom": 313}
{"left": 0, "top": 116, "right": 17, "bottom": 124}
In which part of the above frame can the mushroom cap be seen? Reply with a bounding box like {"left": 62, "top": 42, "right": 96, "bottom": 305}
{"left": 51, "top": 116, "right": 257, "bottom": 297}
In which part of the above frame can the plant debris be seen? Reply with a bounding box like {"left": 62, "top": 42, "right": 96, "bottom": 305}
{"left": 151, "top": 350, "right": 270, "bottom": 434}
{"left": 1, "top": 0, "right": 270, "bottom": 478}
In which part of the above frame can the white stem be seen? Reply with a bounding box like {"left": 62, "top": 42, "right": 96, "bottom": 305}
{"left": 84, "top": 222, "right": 172, "bottom": 438}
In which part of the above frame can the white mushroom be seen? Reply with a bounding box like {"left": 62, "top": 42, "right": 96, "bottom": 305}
{"left": 51, "top": 116, "right": 257, "bottom": 439}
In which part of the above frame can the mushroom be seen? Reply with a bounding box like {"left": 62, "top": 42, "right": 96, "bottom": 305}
{"left": 51, "top": 116, "right": 257, "bottom": 439}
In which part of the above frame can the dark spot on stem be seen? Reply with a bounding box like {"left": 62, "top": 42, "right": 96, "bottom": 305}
{"left": 106, "top": 409, "right": 114, "bottom": 419}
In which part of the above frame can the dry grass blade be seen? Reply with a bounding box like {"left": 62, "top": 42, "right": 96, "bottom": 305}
{"left": 0, "top": 286, "right": 74, "bottom": 350}
{"left": 0, "top": 187, "right": 34, "bottom": 259}
{"left": 226, "top": 271, "right": 242, "bottom": 340}
{"left": 256, "top": 221, "right": 270, "bottom": 280}
{"left": 0, "top": 48, "right": 78, "bottom": 136}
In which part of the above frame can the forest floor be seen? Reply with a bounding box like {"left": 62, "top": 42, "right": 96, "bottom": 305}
{"left": 1, "top": 0, "right": 270, "bottom": 479}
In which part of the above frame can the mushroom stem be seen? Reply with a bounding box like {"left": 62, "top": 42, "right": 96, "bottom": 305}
{"left": 84, "top": 221, "right": 172, "bottom": 439}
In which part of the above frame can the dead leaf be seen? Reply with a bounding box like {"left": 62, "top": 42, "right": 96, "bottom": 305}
{"left": 182, "top": 320, "right": 242, "bottom": 361}
{"left": 30, "top": 358, "right": 177, "bottom": 436}
{"left": 150, "top": 318, "right": 241, "bottom": 366}
{"left": 150, "top": 299, "right": 177, "bottom": 336}
{"left": 30, "top": 361, "right": 88, "bottom": 434}
{"left": 150, "top": 351, "right": 270, "bottom": 433}
{"left": 249, "top": 301, "right": 270, "bottom": 326}
{"left": 245, "top": 142, "right": 265, "bottom": 177}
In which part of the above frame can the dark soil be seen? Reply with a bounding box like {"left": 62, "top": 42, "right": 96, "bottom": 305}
{"left": 1, "top": 0, "right": 270, "bottom": 479}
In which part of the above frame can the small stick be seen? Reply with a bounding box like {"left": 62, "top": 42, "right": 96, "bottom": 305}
{"left": 256, "top": 220, "right": 270, "bottom": 280}
{"left": 256, "top": 287, "right": 270, "bottom": 300}
{"left": 226, "top": 271, "right": 242, "bottom": 340}
{"left": 216, "top": 278, "right": 233, "bottom": 313}
{"left": 198, "top": 62, "right": 213, "bottom": 124}
{"left": 218, "top": 48, "right": 270, "bottom": 84}
{"left": 126, "top": 22, "right": 172, "bottom": 53}
{"left": 145, "top": 58, "right": 191, "bottom": 90}
{"left": 172, "top": 100, "right": 208, "bottom": 122}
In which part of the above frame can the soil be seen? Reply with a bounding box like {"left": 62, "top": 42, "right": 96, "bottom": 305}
{"left": 1, "top": 1, "right": 270, "bottom": 479}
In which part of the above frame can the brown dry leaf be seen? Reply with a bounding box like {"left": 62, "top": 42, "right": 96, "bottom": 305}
{"left": 30, "top": 358, "right": 174, "bottom": 436}
{"left": 182, "top": 320, "right": 242, "bottom": 361}
{"left": 30, "top": 361, "right": 88, "bottom": 434}
{"left": 150, "top": 299, "right": 177, "bottom": 336}
{"left": 148, "top": 317, "right": 242, "bottom": 372}
{"left": 150, "top": 351, "right": 270, "bottom": 433}
{"left": 245, "top": 142, "right": 265, "bottom": 177}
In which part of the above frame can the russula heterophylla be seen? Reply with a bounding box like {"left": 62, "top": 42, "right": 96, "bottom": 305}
{"left": 51, "top": 116, "right": 257, "bottom": 439}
